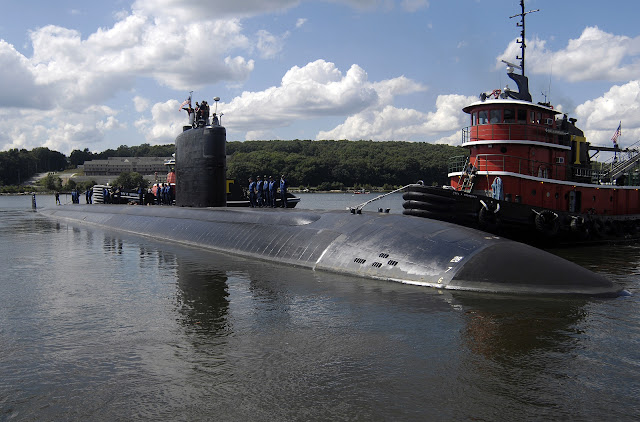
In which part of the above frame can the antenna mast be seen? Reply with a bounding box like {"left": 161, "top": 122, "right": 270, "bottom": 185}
{"left": 509, "top": 0, "right": 539, "bottom": 77}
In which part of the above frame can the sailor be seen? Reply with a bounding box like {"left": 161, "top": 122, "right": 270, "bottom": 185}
{"left": 268, "top": 176, "right": 277, "bottom": 207}
{"left": 55, "top": 191, "right": 60, "bottom": 205}
{"left": 166, "top": 184, "right": 172, "bottom": 204}
{"left": 280, "top": 175, "right": 288, "bottom": 208}
{"left": 182, "top": 104, "right": 195, "bottom": 127}
{"left": 256, "top": 176, "right": 264, "bottom": 207}
{"left": 212, "top": 113, "right": 219, "bottom": 126}
{"left": 248, "top": 177, "right": 257, "bottom": 207}
{"left": 263, "top": 175, "right": 269, "bottom": 207}
{"left": 466, "top": 162, "right": 477, "bottom": 184}
{"left": 203, "top": 101, "right": 210, "bottom": 125}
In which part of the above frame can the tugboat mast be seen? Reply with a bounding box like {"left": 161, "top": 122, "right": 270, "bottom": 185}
{"left": 509, "top": 0, "right": 539, "bottom": 76}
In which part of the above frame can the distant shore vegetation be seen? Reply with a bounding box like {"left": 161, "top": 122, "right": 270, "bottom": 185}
{"left": 1, "top": 140, "right": 467, "bottom": 193}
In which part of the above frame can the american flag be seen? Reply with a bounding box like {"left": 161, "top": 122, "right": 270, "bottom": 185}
{"left": 611, "top": 121, "right": 621, "bottom": 146}
{"left": 178, "top": 94, "right": 192, "bottom": 111}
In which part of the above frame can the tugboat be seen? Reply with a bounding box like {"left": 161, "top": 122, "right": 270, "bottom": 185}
{"left": 403, "top": 0, "right": 640, "bottom": 247}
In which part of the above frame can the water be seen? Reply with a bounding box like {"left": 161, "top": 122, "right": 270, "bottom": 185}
{"left": 1, "top": 194, "right": 639, "bottom": 421}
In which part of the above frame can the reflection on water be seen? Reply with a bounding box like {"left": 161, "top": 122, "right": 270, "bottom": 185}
{"left": 175, "top": 259, "right": 230, "bottom": 334}
{"left": 456, "top": 294, "right": 588, "bottom": 360}
{"left": 1, "top": 206, "right": 639, "bottom": 420}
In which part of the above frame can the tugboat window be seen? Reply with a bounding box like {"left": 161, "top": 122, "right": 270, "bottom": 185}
{"left": 500, "top": 146, "right": 507, "bottom": 153}
{"left": 531, "top": 189, "right": 536, "bottom": 196}
{"left": 478, "top": 110, "right": 488, "bottom": 124}
{"left": 504, "top": 108, "right": 515, "bottom": 123}
{"left": 490, "top": 110, "right": 501, "bottom": 123}
{"left": 517, "top": 109, "right": 527, "bottom": 123}
{"left": 472, "top": 112, "right": 477, "bottom": 126}
{"left": 530, "top": 111, "right": 535, "bottom": 123}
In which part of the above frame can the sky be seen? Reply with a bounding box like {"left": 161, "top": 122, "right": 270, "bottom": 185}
{"left": 0, "top": 0, "right": 639, "bottom": 156}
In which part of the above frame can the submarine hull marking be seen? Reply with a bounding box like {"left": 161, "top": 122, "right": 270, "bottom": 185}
{"left": 39, "top": 205, "right": 620, "bottom": 296}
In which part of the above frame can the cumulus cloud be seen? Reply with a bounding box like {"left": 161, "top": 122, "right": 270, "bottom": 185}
{"left": 142, "top": 60, "right": 430, "bottom": 143}
{"left": 575, "top": 80, "right": 640, "bottom": 147}
{"left": 135, "top": 99, "right": 186, "bottom": 143}
{"left": 0, "top": 106, "right": 123, "bottom": 153}
{"left": 0, "top": 40, "right": 53, "bottom": 109}
{"left": 317, "top": 94, "right": 475, "bottom": 142}
{"left": 295, "top": 18, "right": 307, "bottom": 28}
{"left": 498, "top": 27, "right": 640, "bottom": 82}
{"left": 220, "top": 60, "right": 382, "bottom": 130}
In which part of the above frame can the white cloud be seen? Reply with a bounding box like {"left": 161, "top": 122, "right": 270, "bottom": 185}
{"left": 135, "top": 99, "right": 186, "bottom": 143}
{"left": 141, "top": 60, "right": 430, "bottom": 142}
{"left": 133, "top": 96, "right": 150, "bottom": 112}
{"left": 575, "top": 80, "right": 640, "bottom": 147}
{"left": 400, "top": 0, "right": 429, "bottom": 12}
{"left": 220, "top": 60, "right": 382, "bottom": 130}
{"left": 0, "top": 40, "right": 53, "bottom": 109}
{"left": 498, "top": 27, "right": 640, "bottom": 83}
{"left": 132, "top": 0, "right": 302, "bottom": 20}
{"left": 296, "top": 18, "right": 307, "bottom": 28}
{"left": 21, "top": 13, "right": 255, "bottom": 108}
{"left": 317, "top": 94, "right": 475, "bottom": 141}
{"left": 256, "top": 29, "right": 289, "bottom": 59}
{"left": 0, "top": 106, "right": 123, "bottom": 154}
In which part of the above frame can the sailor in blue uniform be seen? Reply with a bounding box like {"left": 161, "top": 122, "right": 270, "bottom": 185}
{"left": 248, "top": 177, "right": 257, "bottom": 207}
{"left": 263, "top": 175, "right": 269, "bottom": 207}
{"left": 256, "top": 176, "right": 264, "bottom": 207}
{"left": 280, "top": 175, "right": 288, "bottom": 208}
{"left": 268, "top": 176, "right": 276, "bottom": 207}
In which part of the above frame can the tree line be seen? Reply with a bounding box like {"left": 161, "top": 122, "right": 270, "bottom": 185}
{"left": 1, "top": 140, "right": 467, "bottom": 191}
{"left": 226, "top": 140, "right": 465, "bottom": 190}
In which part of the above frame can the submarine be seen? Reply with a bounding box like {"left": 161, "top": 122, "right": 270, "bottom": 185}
{"left": 39, "top": 123, "right": 621, "bottom": 296}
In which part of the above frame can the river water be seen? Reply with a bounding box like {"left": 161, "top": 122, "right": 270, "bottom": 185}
{"left": 1, "top": 193, "right": 639, "bottom": 421}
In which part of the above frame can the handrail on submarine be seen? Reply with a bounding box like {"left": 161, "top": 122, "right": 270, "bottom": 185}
{"left": 348, "top": 181, "right": 422, "bottom": 214}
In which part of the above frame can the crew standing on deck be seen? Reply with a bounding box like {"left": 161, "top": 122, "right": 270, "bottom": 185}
{"left": 280, "top": 175, "right": 288, "bottom": 208}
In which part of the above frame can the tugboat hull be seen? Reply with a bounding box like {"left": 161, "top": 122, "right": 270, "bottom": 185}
{"left": 403, "top": 184, "right": 640, "bottom": 247}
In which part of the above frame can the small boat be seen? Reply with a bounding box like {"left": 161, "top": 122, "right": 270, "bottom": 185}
{"left": 403, "top": 1, "right": 640, "bottom": 247}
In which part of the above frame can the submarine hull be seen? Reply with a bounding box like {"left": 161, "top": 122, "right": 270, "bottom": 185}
{"left": 39, "top": 205, "right": 620, "bottom": 296}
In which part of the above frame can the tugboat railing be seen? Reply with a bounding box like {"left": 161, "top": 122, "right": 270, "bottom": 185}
{"left": 449, "top": 153, "right": 599, "bottom": 182}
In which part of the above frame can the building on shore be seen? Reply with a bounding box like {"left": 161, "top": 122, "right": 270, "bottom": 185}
{"left": 83, "top": 157, "right": 172, "bottom": 176}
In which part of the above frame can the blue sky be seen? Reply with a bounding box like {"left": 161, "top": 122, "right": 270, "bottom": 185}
{"left": 0, "top": 0, "right": 638, "bottom": 155}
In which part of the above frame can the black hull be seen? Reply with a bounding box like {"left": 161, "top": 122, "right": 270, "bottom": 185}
{"left": 40, "top": 205, "right": 620, "bottom": 296}
{"left": 403, "top": 185, "right": 640, "bottom": 247}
